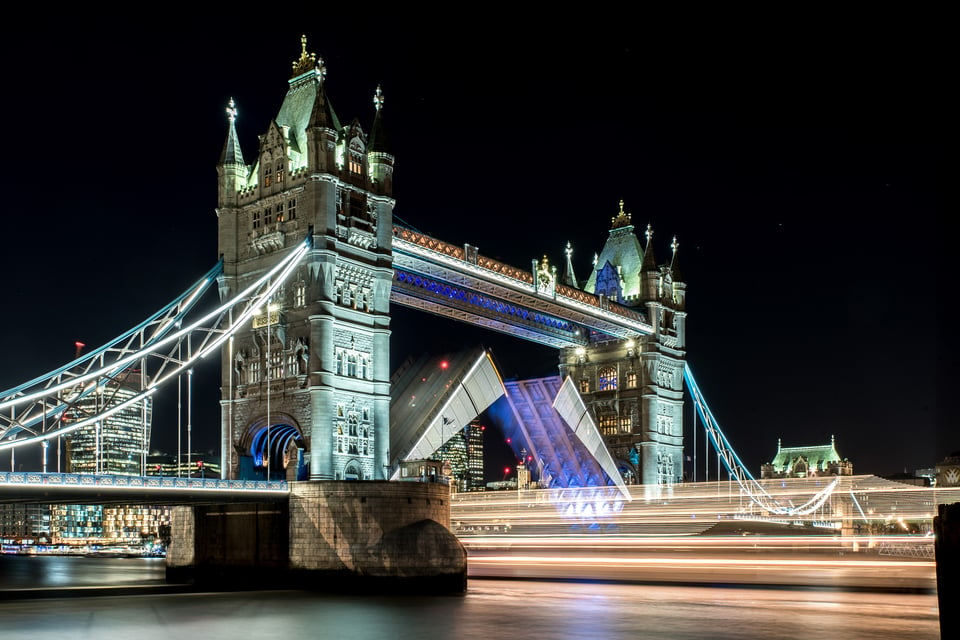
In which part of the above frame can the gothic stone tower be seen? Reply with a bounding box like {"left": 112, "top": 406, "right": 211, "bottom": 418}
{"left": 557, "top": 201, "right": 686, "bottom": 487}
{"left": 216, "top": 38, "right": 395, "bottom": 481}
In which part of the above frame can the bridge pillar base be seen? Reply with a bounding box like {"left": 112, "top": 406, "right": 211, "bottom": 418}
{"left": 166, "top": 480, "right": 466, "bottom": 594}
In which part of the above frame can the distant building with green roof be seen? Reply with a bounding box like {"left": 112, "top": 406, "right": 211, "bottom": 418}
{"left": 761, "top": 436, "right": 853, "bottom": 479}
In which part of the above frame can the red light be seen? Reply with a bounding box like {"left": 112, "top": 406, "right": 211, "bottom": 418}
{"left": 439, "top": 360, "right": 449, "bottom": 369}
{"left": 504, "top": 467, "right": 511, "bottom": 474}
{"left": 505, "top": 437, "right": 511, "bottom": 443}
{"left": 197, "top": 460, "right": 203, "bottom": 468}
{"left": 527, "top": 455, "right": 533, "bottom": 462}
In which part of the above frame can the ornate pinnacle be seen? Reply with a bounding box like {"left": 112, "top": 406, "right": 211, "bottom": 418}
{"left": 611, "top": 199, "right": 632, "bottom": 229}
{"left": 226, "top": 98, "right": 237, "bottom": 123}
{"left": 291, "top": 34, "right": 319, "bottom": 77}
{"left": 671, "top": 235, "right": 679, "bottom": 254}
{"left": 645, "top": 223, "right": 654, "bottom": 244}
{"left": 565, "top": 241, "right": 573, "bottom": 259}
{"left": 374, "top": 85, "right": 384, "bottom": 111}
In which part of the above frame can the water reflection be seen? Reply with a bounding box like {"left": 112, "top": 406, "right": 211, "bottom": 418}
{"left": 0, "top": 557, "right": 940, "bottom": 640}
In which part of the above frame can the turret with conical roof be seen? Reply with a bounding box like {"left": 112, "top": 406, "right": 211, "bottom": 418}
{"left": 217, "top": 98, "right": 246, "bottom": 208}
{"left": 367, "top": 85, "right": 394, "bottom": 196}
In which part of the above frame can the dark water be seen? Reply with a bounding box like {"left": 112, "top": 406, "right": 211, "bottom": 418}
{"left": 0, "top": 556, "right": 941, "bottom": 640}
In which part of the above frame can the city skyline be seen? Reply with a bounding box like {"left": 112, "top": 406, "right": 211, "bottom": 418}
{"left": 0, "top": 17, "right": 950, "bottom": 478}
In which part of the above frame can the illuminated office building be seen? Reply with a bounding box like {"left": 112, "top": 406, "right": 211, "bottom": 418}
{"left": 429, "top": 419, "right": 486, "bottom": 491}
{"left": 65, "top": 371, "right": 152, "bottom": 476}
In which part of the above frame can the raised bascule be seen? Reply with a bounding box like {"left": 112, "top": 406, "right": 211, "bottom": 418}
{"left": 0, "top": 37, "right": 864, "bottom": 592}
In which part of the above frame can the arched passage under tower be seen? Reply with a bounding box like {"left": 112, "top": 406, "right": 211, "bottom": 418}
{"left": 238, "top": 413, "right": 307, "bottom": 481}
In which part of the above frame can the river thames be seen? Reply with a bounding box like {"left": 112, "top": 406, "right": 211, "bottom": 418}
{"left": 0, "top": 556, "right": 941, "bottom": 639}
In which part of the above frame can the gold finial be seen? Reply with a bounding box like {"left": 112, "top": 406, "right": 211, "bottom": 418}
{"left": 373, "top": 85, "right": 384, "bottom": 112}
{"left": 226, "top": 98, "right": 237, "bottom": 123}
{"left": 611, "top": 199, "right": 632, "bottom": 229}
{"left": 291, "top": 35, "right": 319, "bottom": 77}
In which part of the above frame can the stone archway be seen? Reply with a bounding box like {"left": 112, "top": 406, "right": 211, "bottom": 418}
{"left": 239, "top": 412, "right": 307, "bottom": 481}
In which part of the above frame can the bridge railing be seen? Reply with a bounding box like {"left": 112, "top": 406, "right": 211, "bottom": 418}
{"left": 0, "top": 471, "right": 288, "bottom": 492}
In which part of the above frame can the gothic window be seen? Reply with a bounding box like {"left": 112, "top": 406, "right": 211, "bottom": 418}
{"left": 253, "top": 210, "right": 262, "bottom": 229}
{"left": 248, "top": 360, "right": 261, "bottom": 384}
{"left": 264, "top": 207, "right": 271, "bottom": 226}
{"left": 268, "top": 350, "right": 282, "bottom": 381}
{"left": 285, "top": 352, "right": 298, "bottom": 377}
{"left": 335, "top": 350, "right": 345, "bottom": 375}
{"left": 275, "top": 160, "right": 285, "bottom": 184}
{"left": 294, "top": 282, "right": 306, "bottom": 307}
{"left": 598, "top": 413, "right": 618, "bottom": 436}
{"left": 619, "top": 416, "right": 631, "bottom": 433}
{"left": 598, "top": 367, "right": 618, "bottom": 391}
{"left": 346, "top": 353, "right": 358, "bottom": 377}
{"left": 362, "top": 408, "right": 370, "bottom": 421}
{"left": 287, "top": 197, "right": 297, "bottom": 220}
{"left": 579, "top": 378, "right": 590, "bottom": 394}
{"left": 263, "top": 167, "right": 271, "bottom": 187}
{"left": 336, "top": 405, "right": 344, "bottom": 418}
{"left": 626, "top": 371, "right": 638, "bottom": 388}
{"left": 348, "top": 414, "right": 359, "bottom": 437}
{"left": 276, "top": 201, "right": 285, "bottom": 223}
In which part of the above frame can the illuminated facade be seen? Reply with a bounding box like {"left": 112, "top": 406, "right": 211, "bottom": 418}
{"left": 146, "top": 451, "right": 222, "bottom": 478}
{"left": 760, "top": 436, "right": 854, "bottom": 479}
{"left": 558, "top": 202, "right": 686, "bottom": 486}
{"left": 0, "top": 504, "right": 50, "bottom": 542}
{"left": 65, "top": 372, "right": 151, "bottom": 475}
{"left": 217, "top": 37, "right": 394, "bottom": 481}
{"left": 431, "top": 419, "right": 486, "bottom": 491}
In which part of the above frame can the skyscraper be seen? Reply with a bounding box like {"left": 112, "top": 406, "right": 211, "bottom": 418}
{"left": 429, "top": 419, "right": 486, "bottom": 491}
{"left": 65, "top": 371, "right": 151, "bottom": 476}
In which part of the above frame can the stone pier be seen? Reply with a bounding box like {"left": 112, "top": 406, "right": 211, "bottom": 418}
{"left": 167, "top": 480, "right": 466, "bottom": 594}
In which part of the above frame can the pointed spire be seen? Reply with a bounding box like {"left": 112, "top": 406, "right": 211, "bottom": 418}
{"left": 670, "top": 235, "right": 683, "bottom": 282}
{"left": 219, "top": 98, "right": 245, "bottom": 166}
{"left": 561, "top": 241, "right": 579, "bottom": 288}
{"left": 641, "top": 223, "right": 658, "bottom": 272}
{"left": 306, "top": 51, "right": 340, "bottom": 131}
{"left": 368, "top": 85, "right": 390, "bottom": 153}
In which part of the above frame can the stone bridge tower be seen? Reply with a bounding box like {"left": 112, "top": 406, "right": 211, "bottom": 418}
{"left": 558, "top": 201, "right": 687, "bottom": 488}
{"left": 216, "top": 37, "right": 395, "bottom": 481}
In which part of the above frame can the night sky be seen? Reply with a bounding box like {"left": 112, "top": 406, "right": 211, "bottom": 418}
{"left": 0, "top": 14, "right": 951, "bottom": 479}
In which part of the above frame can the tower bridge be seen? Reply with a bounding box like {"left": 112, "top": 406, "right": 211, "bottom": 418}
{"left": 0, "top": 37, "right": 757, "bottom": 592}
{"left": 1, "top": 36, "right": 689, "bottom": 497}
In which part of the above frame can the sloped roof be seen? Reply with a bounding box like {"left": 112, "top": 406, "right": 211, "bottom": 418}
{"left": 769, "top": 439, "right": 844, "bottom": 472}
{"left": 584, "top": 226, "right": 645, "bottom": 298}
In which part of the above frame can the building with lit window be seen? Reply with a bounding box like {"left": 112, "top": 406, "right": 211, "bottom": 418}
{"left": 557, "top": 201, "right": 686, "bottom": 487}
{"left": 65, "top": 371, "right": 152, "bottom": 475}
{"left": 760, "top": 436, "right": 854, "bottom": 479}
{"left": 430, "top": 419, "right": 486, "bottom": 491}
{"left": 0, "top": 503, "right": 50, "bottom": 543}
{"left": 146, "top": 451, "right": 222, "bottom": 478}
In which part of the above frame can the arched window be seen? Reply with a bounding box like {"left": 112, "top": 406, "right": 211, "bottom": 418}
{"left": 275, "top": 160, "right": 285, "bottom": 184}
{"left": 598, "top": 366, "right": 618, "bottom": 391}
